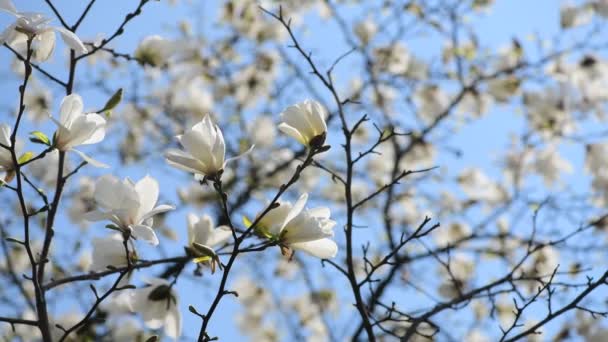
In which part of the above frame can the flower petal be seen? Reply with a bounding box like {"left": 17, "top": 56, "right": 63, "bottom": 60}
{"left": 32, "top": 30, "right": 55, "bottom": 62}
{"left": 290, "top": 238, "right": 338, "bottom": 258}
{"left": 164, "top": 299, "right": 182, "bottom": 339}
{"left": 281, "top": 193, "right": 308, "bottom": 231}
{"left": 72, "top": 148, "right": 109, "bottom": 168}
{"left": 0, "top": 23, "right": 17, "bottom": 45}
{"left": 80, "top": 113, "right": 106, "bottom": 145}
{"left": 130, "top": 224, "right": 159, "bottom": 246}
{"left": 224, "top": 144, "right": 255, "bottom": 167}
{"left": 54, "top": 26, "right": 88, "bottom": 54}
{"left": 207, "top": 225, "right": 232, "bottom": 247}
{"left": 135, "top": 175, "right": 159, "bottom": 219}
{"left": 278, "top": 123, "right": 306, "bottom": 145}
{"left": 83, "top": 209, "right": 114, "bottom": 222}
{"left": 59, "top": 94, "right": 84, "bottom": 127}
{"left": 307, "top": 100, "right": 328, "bottom": 134}
{"left": 0, "top": 0, "right": 17, "bottom": 15}
{"left": 140, "top": 204, "right": 175, "bottom": 223}
{"left": 165, "top": 148, "right": 204, "bottom": 175}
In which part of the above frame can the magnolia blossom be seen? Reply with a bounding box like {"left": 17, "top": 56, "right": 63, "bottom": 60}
{"left": 458, "top": 168, "right": 508, "bottom": 205}
{"left": 413, "top": 85, "right": 449, "bottom": 123}
{"left": 560, "top": 4, "right": 593, "bottom": 29}
{"left": 187, "top": 213, "right": 232, "bottom": 249}
{"left": 166, "top": 114, "right": 251, "bottom": 179}
{"left": 248, "top": 115, "right": 276, "bottom": 148}
{"left": 110, "top": 317, "right": 146, "bottom": 342}
{"left": 51, "top": 94, "right": 107, "bottom": 167}
{"left": 354, "top": 18, "right": 377, "bottom": 45}
{"left": 0, "top": 123, "right": 15, "bottom": 180}
{"left": 532, "top": 146, "right": 573, "bottom": 186}
{"left": 129, "top": 278, "right": 182, "bottom": 340}
{"left": 91, "top": 234, "right": 135, "bottom": 271}
{"left": 256, "top": 193, "right": 338, "bottom": 259}
{"left": 134, "top": 35, "right": 173, "bottom": 67}
{"left": 374, "top": 42, "right": 410, "bottom": 75}
{"left": 0, "top": 0, "right": 87, "bottom": 62}
{"left": 23, "top": 82, "right": 52, "bottom": 122}
{"left": 85, "top": 175, "right": 174, "bottom": 245}
{"left": 278, "top": 100, "right": 328, "bottom": 148}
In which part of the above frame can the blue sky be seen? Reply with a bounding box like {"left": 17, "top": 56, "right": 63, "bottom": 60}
{"left": 0, "top": 0, "right": 601, "bottom": 341}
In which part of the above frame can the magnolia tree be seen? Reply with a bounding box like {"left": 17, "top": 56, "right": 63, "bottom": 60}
{"left": 1, "top": 0, "right": 608, "bottom": 341}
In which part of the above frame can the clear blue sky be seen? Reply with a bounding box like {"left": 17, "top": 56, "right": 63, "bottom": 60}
{"left": 0, "top": 1, "right": 595, "bottom": 341}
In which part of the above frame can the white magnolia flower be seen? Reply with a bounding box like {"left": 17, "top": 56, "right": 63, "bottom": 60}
{"left": 187, "top": 213, "right": 232, "bottom": 249}
{"left": 91, "top": 233, "right": 136, "bottom": 271}
{"left": 110, "top": 317, "right": 147, "bottom": 342}
{"left": 166, "top": 114, "right": 251, "bottom": 179}
{"left": 354, "top": 18, "right": 377, "bottom": 45}
{"left": 434, "top": 222, "right": 471, "bottom": 248}
{"left": 0, "top": 0, "right": 87, "bottom": 62}
{"left": 585, "top": 142, "right": 608, "bottom": 174}
{"left": 374, "top": 42, "right": 410, "bottom": 75}
{"left": 595, "top": 0, "right": 608, "bottom": 18}
{"left": 85, "top": 175, "right": 175, "bottom": 246}
{"left": 413, "top": 85, "right": 449, "bottom": 123}
{"left": 67, "top": 176, "right": 96, "bottom": 228}
{"left": 256, "top": 193, "right": 338, "bottom": 259}
{"left": 278, "top": 100, "right": 328, "bottom": 148}
{"left": 487, "top": 76, "right": 520, "bottom": 102}
{"left": 129, "top": 278, "right": 182, "bottom": 340}
{"left": 0, "top": 123, "right": 15, "bottom": 178}
{"left": 560, "top": 4, "right": 593, "bottom": 29}
{"left": 23, "top": 81, "right": 52, "bottom": 122}
{"left": 458, "top": 168, "right": 508, "bottom": 205}
{"left": 134, "top": 35, "right": 173, "bottom": 67}
{"left": 248, "top": 115, "right": 276, "bottom": 148}
{"left": 532, "top": 146, "right": 573, "bottom": 186}
{"left": 51, "top": 94, "right": 107, "bottom": 167}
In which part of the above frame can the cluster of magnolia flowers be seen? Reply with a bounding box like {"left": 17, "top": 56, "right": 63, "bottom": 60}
{"left": 163, "top": 99, "right": 337, "bottom": 259}
{"left": 1, "top": 79, "right": 335, "bottom": 337}
{"left": 0, "top": 0, "right": 88, "bottom": 61}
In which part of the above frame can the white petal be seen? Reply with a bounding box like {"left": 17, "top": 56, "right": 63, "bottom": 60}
{"left": 281, "top": 193, "right": 308, "bottom": 231}
{"left": 165, "top": 149, "right": 204, "bottom": 175}
{"left": 93, "top": 175, "right": 121, "bottom": 208}
{"left": 83, "top": 210, "right": 113, "bottom": 222}
{"left": 307, "top": 100, "right": 328, "bottom": 134}
{"left": 0, "top": 0, "right": 17, "bottom": 15}
{"left": 80, "top": 114, "right": 106, "bottom": 145}
{"left": 164, "top": 299, "right": 182, "bottom": 339}
{"left": 207, "top": 226, "right": 232, "bottom": 247}
{"left": 72, "top": 149, "right": 109, "bottom": 168}
{"left": 130, "top": 224, "right": 159, "bottom": 246}
{"left": 0, "top": 123, "right": 11, "bottom": 146}
{"left": 143, "top": 277, "right": 171, "bottom": 287}
{"left": 278, "top": 123, "right": 307, "bottom": 145}
{"left": 211, "top": 125, "right": 226, "bottom": 171}
{"left": 290, "top": 238, "right": 338, "bottom": 258}
{"left": 307, "top": 207, "right": 331, "bottom": 219}
{"left": 224, "top": 144, "right": 255, "bottom": 167}
{"left": 54, "top": 26, "right": 87, "bottom": 54}
{"left": 32, "top": 30, "right": 55, "bottom": 62}
{"left": 0, "top": 23, "right": 17, "bottom": 45}
{"left": 59, "top": 94, "right": 83, "bottom": 127}
{"left": 283, "top": 105, "right": 316, "bottom": 138}
{"left": 180, "top": 122, "right": 213, "bottom": 163}
{"left": 139, "top": 204, "right": 174, "bottom": 222}
{"left": 191, "top": 214, "right": 213, "bottom": 246}
{"left": 135, "top": 175, "right": 159, "bottom": 219}
{"left": 140, "top": 302, "right": 166, "bottom": 329}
